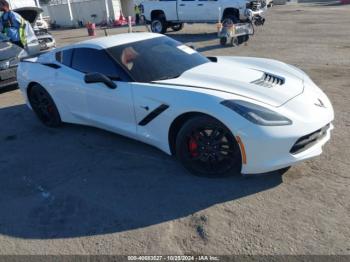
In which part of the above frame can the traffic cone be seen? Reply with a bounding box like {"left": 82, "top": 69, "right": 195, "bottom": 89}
{"left": 115, "top": 11, "right": 127, "bottom": 26}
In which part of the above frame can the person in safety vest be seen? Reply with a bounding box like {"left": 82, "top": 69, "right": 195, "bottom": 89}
{"left": 0, "top": 0, "right": 27, "bottom": 48}
{"left": 134, "top": 4, "right": 140, "bottom": 25}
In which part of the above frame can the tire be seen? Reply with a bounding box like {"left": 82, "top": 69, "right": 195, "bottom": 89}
{"left": 151, "top": 17, "right": 167, "bottom": 34}
{"left": 238, "top": 35, "right": 249, "bottom": 45}
{"left": 28, "top": 84, "right": 62, "bottom": 127}
{"left": 171, "top": 23, "right": 184, "bottom": 32}
{"left": 175, "top": 115, "right": 242, "bottom": 177}
{"left": 230, "top": 37, "right": 239, "bottom": 47}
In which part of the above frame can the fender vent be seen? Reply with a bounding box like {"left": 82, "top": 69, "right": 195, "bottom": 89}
{"left": 251, "top": 73, "right": 285, "bottom": 88}
{"left": 138, "top": 104, "right": 169, "bottom": 126}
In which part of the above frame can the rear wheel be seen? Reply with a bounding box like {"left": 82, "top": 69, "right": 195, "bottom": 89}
{"left": 175, "top": 116, "right": 242, "bottom": 177}
{"left": 151, "top": 17, "right": 167, "bottom": 34}
{"left": 28, "top": 84, "right": 62, "bottom": 127}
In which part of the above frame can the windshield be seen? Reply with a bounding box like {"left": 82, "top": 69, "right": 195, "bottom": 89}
{"left": 107, "top": 36, "right": 209, "bottom": 82}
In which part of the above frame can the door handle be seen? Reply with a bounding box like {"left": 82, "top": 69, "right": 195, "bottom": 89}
{"left": 179, "top": 3, "right": 185, "bottom": 6}
{"left": 197, "top": 3, "right": 203, "bottom": 6}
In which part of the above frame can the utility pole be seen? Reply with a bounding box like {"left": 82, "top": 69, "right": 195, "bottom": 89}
{"left": 67, "top": 0, "right": 74, "bottom": 27}
{"left": 104, "top": 0, "right": 110, "bottom": 23}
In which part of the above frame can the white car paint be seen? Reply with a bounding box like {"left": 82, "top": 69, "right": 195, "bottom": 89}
{"left": 141, "top": 0, "right": 264, "bottom": 22}
{"left": 17, "top": 33, "right": 334, "bottom": 174}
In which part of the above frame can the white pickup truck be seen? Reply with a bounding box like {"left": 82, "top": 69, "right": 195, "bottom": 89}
{"left": 140, "top": 0, "right": 266, "bottom": 34}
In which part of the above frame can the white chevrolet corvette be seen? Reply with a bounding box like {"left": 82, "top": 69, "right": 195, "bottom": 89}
{"left": 17, "top": 33, "right": 334, "bottom": 176}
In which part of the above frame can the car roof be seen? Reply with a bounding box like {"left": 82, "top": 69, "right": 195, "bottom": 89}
{"left": 72, "top": 32, "right": 163, "bottom": 50}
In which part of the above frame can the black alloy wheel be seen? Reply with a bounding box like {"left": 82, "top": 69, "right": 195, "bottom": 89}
{"left": 28, "top": 84, "right": 62, "bottom": 127}
{"left": 176, "top": 116, "right": 242, "bottom": 177}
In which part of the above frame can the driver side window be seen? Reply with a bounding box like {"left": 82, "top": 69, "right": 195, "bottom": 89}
{"left": 71, "top": 48, "right": 124, "bottom": 80}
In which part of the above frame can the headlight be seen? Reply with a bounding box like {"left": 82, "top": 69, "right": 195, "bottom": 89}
{"left": 0, "top": 60, "right": 10, "bottom": 70}
{"left": 0, "top": 58, "right": 19, "bottom": 70}
{"left": 221, "top": 100, "right": 292, "bottom": 126}
{"left": 9, "top": 57, "right": 19, "bottom": 67}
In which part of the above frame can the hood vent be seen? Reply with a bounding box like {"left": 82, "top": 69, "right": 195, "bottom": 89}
{"left": 251, "top": 73, "right": 285, "bottom": 88}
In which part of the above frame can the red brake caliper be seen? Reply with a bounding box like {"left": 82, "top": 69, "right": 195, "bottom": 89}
{"left": 188, "top": 137, "right": 198, "bottom": 157}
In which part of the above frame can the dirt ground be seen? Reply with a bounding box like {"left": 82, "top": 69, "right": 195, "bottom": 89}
{"left": 0, "top": 2, "right": 349, "bottom": 255}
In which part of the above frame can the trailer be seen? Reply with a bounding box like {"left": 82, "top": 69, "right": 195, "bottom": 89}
{"left": 217, "top": 22, "right": 254, "bottom": 46}
{"left": 217, "top": 8, "right": 265, "bottom": 47}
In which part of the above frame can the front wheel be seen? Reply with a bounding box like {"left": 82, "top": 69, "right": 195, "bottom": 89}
{"left": 176, "top": 116, "right": 242, "bottom": 177}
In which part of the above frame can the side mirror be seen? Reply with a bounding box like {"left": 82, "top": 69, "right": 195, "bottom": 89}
{"left": 84, "top": 72, "right": 117, "bottom": 89}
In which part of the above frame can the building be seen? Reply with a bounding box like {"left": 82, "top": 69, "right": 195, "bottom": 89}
{"left": 42, "top": 0, "right": 136, "bottom": 27}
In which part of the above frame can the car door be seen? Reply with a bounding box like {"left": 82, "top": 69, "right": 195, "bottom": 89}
{"left": 200, "top": 0, "right": 221, "bottom": 22}
{"left": 177, "top": 0, "right": 203, "bottom": 21}
{"left": 70, "top": 47, "right": 136, "bottom": 138}
{"left": 54, "top": 48, "right": 90, "bottom": 124}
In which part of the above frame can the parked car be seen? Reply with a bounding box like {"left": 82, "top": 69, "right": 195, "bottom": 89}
{"left": 0, "top": 34, "right": 25, "bottom": 89}
{"left": 15, "top": 7, "right": 56, "bottom": 51}
{"left": 17, "top": 33, "right": 334, "bottom": 176}
{"left": 34, "top": 27, "right": 56, "bottom": 51}
{"left": 140, "top": 0, "right": 266, "bottom": 33}
{"left": 35, "top": 16, "right": 49, "bottom": 30}
{"left": 0, "top": 7, "right": 56, "bottom": 90}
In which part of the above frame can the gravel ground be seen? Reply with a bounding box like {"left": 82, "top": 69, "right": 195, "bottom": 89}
{"left": 0, "top": 2, "right": 349, "bottom": 255}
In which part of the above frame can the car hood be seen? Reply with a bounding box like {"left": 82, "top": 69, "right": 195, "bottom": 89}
{"left": 0, "top": 40, "right": 22, "bottom": 61}
{"left": 155, "top": 56, "right": 306, "bottom": 107}
{"left": 13, "top": 7, "right": 42, "bottom": 25}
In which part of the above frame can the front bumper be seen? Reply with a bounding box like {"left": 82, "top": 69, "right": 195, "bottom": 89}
{"left": 0, "top": 67, "right": 17, "bottom": 89}
{"left": 233, "top": 80, "right": 334, "bottom": 174}
{"left": 238, "top": 122, "right": 333, "bottom": 174}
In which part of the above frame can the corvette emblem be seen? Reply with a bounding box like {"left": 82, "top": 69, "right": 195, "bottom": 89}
{"left": 314, "top": 98, "right": 326, "bottom": 108}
